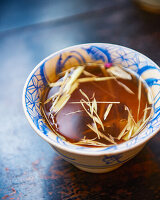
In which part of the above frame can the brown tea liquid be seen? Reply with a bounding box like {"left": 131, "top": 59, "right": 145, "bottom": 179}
{"left": 42, "top": 66, "right": 151, "bottom": 147}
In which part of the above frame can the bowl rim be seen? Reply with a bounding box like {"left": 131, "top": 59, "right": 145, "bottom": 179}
{"left": 22, "top": 42, "right": 160, "bottom": 156}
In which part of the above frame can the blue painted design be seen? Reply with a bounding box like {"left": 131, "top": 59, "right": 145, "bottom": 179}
{"left": 149, "top": 106, "right": 160, "bottom": 122}
{"left": 154, "top": 96, "right": 160, "bottom": 106}
{"left": 70, "top": 50, "right": 86, "bottom": 63}
{"left": 150, "top": 112, "right": 160, "bottom": 122}
{"left": 145, "top": 78, "right": 159, "bottom": 87}
{"left": 53, "top": 147, "right": 75, "bottom": 160}
{"left": 40, "top": 62, "right": 47, "bottom": 86}
{"left": 155, "top": 106, "right": 160, "bottom": 114}
{"left": 111, "top": 48, "right": 135, "bottom": 66}
{"left": 56, "top": 54, "right": 63, "bottom": 74}
{"left": 33, "top": 117, "right": 48, "bottom": 135}
{"left": 99, "top": 145, "right": 117, "bottom": 152}
{"left": 63, "top": 55, "right": 82, "bottom": 66}
{"left": 25, "top": 67, "right": 48, "bottom": 133}
{"left": 102, "top": 154, "right": 122, "bottom": 164}
{"left": 137, "top": 65, "right": 156, "bottom": 75}
{"left": 83, "top": 46, "right": 112, "bottom": 62}
{"left": 56, "top": 136, "right": 66, "bottom": 145}
{"left": 154, "top": 91, "right": 160, "bottom": 101}
{"left": 56, "top": 52, "right": 86, "bottom": 74}
{"left": 56, "top": 154, "right": 136, "bottom": 169}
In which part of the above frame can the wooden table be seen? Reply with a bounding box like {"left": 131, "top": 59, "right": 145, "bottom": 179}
{"left": 0, "top": 0, "right": 159, "bottom": 199}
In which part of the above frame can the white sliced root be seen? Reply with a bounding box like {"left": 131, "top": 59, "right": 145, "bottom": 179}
{"left": 104, "top": 104, "right": 113, "bottom": 120}
{"left": 83, "top": 70, "right": 96, "bottom": 77}
{"left": 50, "top": 66, "right": 83, "bottom": 113}
{"left": 107, "top": 65, "right": 132, "bottom": 80}
{"left": 123, "top": 126, "right": 134, "bottom": 141}
{"left": 117, "top": 123, "right": 128, "bottom": 140}
{"left": 49, "top": 81, "right": 63, "bottom": 88}
{"left": 116, "top": 80, "right": 134, "bottom": 95}
{"left": 54, "top": 94, "right": 71, "bottom": 114}
{"left": 63, "top": 66, "right": 84, "bottom": 93}
{"left": 92, "top": 98, "right": 98, "bottom": 113}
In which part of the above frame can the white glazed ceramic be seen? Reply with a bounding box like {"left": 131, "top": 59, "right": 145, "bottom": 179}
{"left": 22, "top": 43, "right": 160, "bottom": 173}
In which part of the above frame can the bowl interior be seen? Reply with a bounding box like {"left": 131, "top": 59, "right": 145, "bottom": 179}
{"left": 23, "top": 43, "right": 160, "bottom": 154}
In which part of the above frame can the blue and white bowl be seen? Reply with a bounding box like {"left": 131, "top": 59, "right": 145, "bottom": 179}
{"left": 22, "top": 43, "right": 160, "bottom": 173}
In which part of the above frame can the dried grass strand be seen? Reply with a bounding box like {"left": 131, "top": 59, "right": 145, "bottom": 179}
{"left": 70, "top": 101, "right": 120, "bottom": 104}
{"left": 83, "top": 70, "right": 96, "bottom": 77}
{"left": 100, "top": 64, "right": 108, "bottom": 76}
{"left": 44, "top": 92, "right": 59, "bottom": 104}
{"left": 116, "top": 80, "right": 134, "bottom": 95}
{"left": 107, "top": 65, "right": 132, "bottom": 80}
{"left": 123, "top": 126, "right": 134, "bottom": 141}
{"left": 143, "top": 104, "right": 148, "bottom": 122}
{"left": 65, "top": 110, "right": 84, "bottom": 115}
{"left": 87, "top": 124, "right": 115, "bottom": 143}
{"left": 125, "top": 106, "right": 136, "bottom": 125}
{"left": 79, "top": 89, "right": 90, "bottom": 101}
{"left": 74, "top": 139, "right": 110, "bottom": 147}
{"left": 137, "top": 78, "right": 142, "bottom": 121}
{"left": 104, "top": 104, "right": 113, "bottom": 120}
{"left": 117, "top": 122, "right": 128, "bottom": 140}
{"left": 131, "top": 115, "right": 150, "bottom": 137}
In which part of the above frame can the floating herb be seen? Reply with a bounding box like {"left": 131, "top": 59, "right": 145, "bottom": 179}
{"left": 107, "top": 65, "right": 132, "bottom": 80}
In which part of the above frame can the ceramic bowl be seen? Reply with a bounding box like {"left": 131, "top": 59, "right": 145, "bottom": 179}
{"left": 23, "top": 43, "right": 160, "bottom": 173}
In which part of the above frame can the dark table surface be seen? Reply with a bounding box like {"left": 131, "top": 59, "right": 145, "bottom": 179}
{"left": 0, "top": 0, "right": 160, "bottom": 199}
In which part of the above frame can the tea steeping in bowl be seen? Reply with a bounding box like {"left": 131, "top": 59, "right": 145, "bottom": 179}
{"left": 41, "top": 63, "right": 152, "bottom": 147}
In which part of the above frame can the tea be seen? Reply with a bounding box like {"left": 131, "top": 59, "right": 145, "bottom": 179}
{"left": 42, "top": 63, "right": 152, "bottom": 147}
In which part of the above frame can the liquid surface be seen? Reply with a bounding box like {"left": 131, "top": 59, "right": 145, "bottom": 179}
{"left": 42, "top": 65, "right": 151, "bottom": 147}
